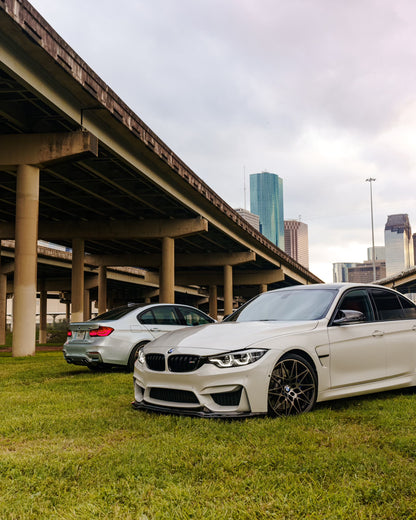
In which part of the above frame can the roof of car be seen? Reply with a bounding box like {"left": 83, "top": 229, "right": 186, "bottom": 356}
{"left": 271, "top": 283, "right": 394, "bottom": 292}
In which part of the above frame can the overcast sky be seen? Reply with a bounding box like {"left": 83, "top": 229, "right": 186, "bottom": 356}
{"left": 30, "top": 0, "right": 416, "bottom": 282}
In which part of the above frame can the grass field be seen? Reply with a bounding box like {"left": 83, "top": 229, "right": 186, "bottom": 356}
{"left": 1, "top": 350, "right": 416, "bottom": 519}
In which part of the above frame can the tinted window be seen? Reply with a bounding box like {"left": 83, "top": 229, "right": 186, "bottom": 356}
{"left": 176, "top": 307, "right": 213, "bottom": 326}
{"left": 370, "top": 289, "right": 404, "bottom": 321}
{"left": 335, "top": 289, "right": 374, "bottom": 322}
{"left": 139, "top": 306, "right": 180, "bottom": 326}
{"left": 225, "top": 289, "right": 337, "bottom": 322}
{"left": 398, "top": 294, "right": 416, "bottom": 319}
{"left": 90, "top": 303, "right": 144, "bottom": 321}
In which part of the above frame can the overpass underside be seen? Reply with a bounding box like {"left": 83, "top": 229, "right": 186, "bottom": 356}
{"left": 0, "top": 0, "right": 322, "bottom": 356}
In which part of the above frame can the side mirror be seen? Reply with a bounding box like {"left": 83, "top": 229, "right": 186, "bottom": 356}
{"left": 333, "top": 309, "right": 365, "bottom": 325}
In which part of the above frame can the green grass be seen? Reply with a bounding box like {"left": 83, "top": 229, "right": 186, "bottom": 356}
{"left": 1, "top": 352, "right": 416, "bottom": 519}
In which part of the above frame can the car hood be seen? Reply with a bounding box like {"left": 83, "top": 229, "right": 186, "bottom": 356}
{"left": 144, "top": 320, "right": 319, "bottom": 354}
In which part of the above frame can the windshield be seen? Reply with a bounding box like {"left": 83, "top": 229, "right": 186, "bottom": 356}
{"left": 225, "top": 289, "right": 337, "bottom": 322}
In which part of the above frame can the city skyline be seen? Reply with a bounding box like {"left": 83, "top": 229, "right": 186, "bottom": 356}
{"left": 333, "top": 213, "right": 415, "bottom": 283}
{"left": 28, "top": 0, "right": 416, "bottom": 282}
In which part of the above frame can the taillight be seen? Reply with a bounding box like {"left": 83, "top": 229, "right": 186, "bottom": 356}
{"left": 67, "top": 330, "right": 72, "bottom": 337}
{"left": 89, "top": 326, "right": 114, "bottom": 337}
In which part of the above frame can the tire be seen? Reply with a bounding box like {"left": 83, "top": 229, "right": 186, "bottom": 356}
{"left": 127, "top": 342, "right": 148, "bottom": 372}
{"left": 268, "top": 353, "right": 317, "bottom": 417}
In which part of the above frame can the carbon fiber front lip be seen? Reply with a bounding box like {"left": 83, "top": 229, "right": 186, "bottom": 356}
{"left": 131, "top": 400, "right": 265, "bottom": 419}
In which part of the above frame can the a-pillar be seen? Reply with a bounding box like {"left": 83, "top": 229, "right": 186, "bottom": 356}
{"left": 98, "top": 266, "right": 107, "bottom": 315}
{"left": 13, "top": 164, "right": 39, "bottom": 356}
{"left": 223, "top": 264, "right": 233, "bottom": 317}
{"left": 71, "top": 238, "right": 84, "bottom": 322}
{"left": 209, "top": 285, "right": 218, "bottom": 320}
{"left": 39, "top": 280, "right": 47, "bottom": 344}
{"left": 159, "top": 237, "right": 175, "bottom": 303}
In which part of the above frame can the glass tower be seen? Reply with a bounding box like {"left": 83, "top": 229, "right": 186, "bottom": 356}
{"left": 384, "top": 214, "right": 414, "bottom": 277}
{"left": 250, "top": 172, "right": 284, "bottom": 248}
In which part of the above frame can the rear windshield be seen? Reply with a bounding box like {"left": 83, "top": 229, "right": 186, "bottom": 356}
{"left": 225, "top": 289, "right": 337, "bottom": 322}
{"left": 90, "top": 304, "right": 145, "bottom": 321}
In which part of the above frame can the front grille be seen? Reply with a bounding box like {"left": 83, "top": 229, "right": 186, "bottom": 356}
{"left": 145, "top": 353, "right": 165, "bottom": 371}
{"left": 211, "top": 388, "right": 242, "bottom": 406}
{"left": 150, "top": 387, "right": 199, "bottom": 404}
{"left": 168, "top": 355, "right": 203, "bottom": 372}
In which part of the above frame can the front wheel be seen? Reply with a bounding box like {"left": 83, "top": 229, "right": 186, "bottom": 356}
{"left": 268, "top": 354, "right": 317, "bottom": 417}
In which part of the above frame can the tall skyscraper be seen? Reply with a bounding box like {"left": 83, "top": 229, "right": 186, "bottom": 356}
{"left": 250, "top": 172, "right": 284, "bottom": 248}
{"left": 234, "top": 208, "right": 260, "bottom": 231}
{"left": 284, "top": 220, "right": 309, "bottom": 269}
{"left": 384, "top": 214, "right": 414, "bottom": 277}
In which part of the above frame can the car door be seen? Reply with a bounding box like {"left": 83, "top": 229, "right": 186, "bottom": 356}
{"left": 369, "top": 288, "right": 416, "bottom": 380}
{"left": 138, "top": 306, "right": 183, "bottom": 339}
{"left": 327, "top": 288, "right": 385, "bottom": 388}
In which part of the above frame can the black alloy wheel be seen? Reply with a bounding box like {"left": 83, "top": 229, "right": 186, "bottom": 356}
{"left": 268, "top": 353, "right": 317, "bottom": 416}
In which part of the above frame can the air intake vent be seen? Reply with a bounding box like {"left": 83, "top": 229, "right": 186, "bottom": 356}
{"left": 150, "top": 388, "right": 199, "bottom": 404}
{"left": 211, "top": 388, "right": 242, "bottom": 406}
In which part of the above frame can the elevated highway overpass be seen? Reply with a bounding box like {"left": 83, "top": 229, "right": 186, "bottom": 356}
{"left": 0, "top": 0, "right": 322, "bottom": 356}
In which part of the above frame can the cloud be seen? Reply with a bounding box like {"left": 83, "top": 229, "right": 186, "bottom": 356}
{"left": 30, "top": 0, "right": 416, "bottom": 282}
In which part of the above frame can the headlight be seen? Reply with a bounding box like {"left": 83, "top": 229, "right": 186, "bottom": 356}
{"left": 137, "top": 347, "right": 146, "bottom": 365}
{"left": 208, "top": 349, "right": 268, "bottom": 368}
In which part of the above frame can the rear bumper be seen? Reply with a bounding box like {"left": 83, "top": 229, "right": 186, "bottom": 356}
{"left": 63, "top": 350, "right": 103, "bottom": 367}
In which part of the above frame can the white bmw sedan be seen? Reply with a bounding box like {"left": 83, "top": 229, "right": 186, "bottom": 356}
{"left": 63, "top": 303, "right": 214, "bottom": 371}
{"left": 133, "top": 284, "right": 416, "bottom": 417}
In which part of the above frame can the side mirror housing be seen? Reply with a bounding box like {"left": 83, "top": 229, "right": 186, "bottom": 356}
{"left": 333, "top": 309, "right": 365, "bottom": 325}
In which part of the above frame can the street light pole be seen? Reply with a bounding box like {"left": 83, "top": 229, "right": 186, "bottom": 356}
{"left": 366, "top": 177, "right": 376, "bottom": 281}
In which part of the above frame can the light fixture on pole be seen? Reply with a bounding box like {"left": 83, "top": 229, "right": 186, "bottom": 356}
{"left": 365, "top": 177, "right": 376, "bottom": 281}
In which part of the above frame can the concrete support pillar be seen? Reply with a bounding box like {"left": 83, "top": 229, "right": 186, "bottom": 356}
{"left": 0, "top": 273, "right": 6, "bottom": 345}
{"left": 65, "top": 302, "right": 70, "bottom": 322}
{"left": 259, "top": 284, "right": 268, "bottom": 294}
{"left": 98, "top": 266, "right": 107, "bottom": 315}
{"left": 159, "top": 237, "right": 175, "bottom": 303}
{"left": 209, "top": 285, "right": 218, "bottom": 320}
{"left": 12, "top": 164, "right": 39, "bottom": 357}
{"left": 223, "top": 264, "right": 233, "bottom": 317}
{"left": 0, "top": 241, "right": 6, "bottom": 345}
{"left": 83, "top": 290, "right": 91, "bottom": 320}
{"left": 39, "top": 281, "right": 47, "bottom": 344}
{"left": 71, "top": 238, "right": 84, "bottom": 322}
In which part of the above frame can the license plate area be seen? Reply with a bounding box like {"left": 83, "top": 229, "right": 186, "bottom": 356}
{"left": 74, "top": 331, "right": 87, "bottom": 340}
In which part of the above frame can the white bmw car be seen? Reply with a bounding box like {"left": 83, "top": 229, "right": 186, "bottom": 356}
{"left": 133, "top": 284, "right": 416, "bottom": 417}
{"left": 63, "top": 303, "right": 214, "bottom": 371}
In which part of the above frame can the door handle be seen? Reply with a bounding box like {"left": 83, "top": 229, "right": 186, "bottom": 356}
{"left": 412, "top": 325, "right": 416, "bottom": 332}
{"left": 372, "top": 330, "right": 384, "bottom": 337}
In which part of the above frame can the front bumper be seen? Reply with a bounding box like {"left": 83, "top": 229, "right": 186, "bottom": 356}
{"left": 133, "top": 351, "right": 274, "bottom": 417}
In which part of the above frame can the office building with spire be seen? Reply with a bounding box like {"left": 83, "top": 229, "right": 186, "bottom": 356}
{"left": 250, "top": 172, "right": 284, "bottom": 249}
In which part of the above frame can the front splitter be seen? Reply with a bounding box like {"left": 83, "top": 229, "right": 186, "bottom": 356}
{"left": 131, "top": 400, "right": 265, "bottom": 419}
